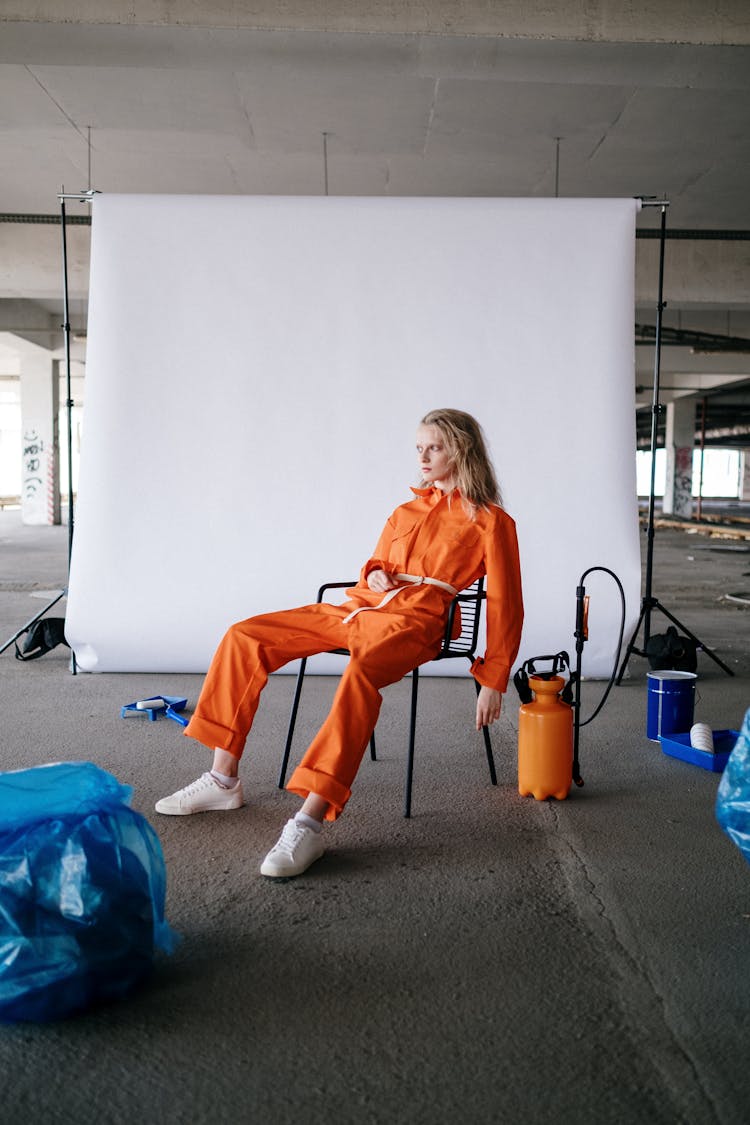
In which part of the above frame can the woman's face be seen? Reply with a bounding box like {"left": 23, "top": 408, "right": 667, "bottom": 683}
{"left": 416, "top": 424, "right": 456, "bottom": 490}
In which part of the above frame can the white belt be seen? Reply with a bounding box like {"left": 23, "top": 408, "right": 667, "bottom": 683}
{"left": 342, "top": 573, "right": 458, "bottom": 624}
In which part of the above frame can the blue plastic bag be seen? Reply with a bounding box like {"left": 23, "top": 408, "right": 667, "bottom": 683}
{"left": 0, "top": 762, "right": 178, "bottom": 1022}
{"left": 716, "top": 708, "right": 750, "bottom": 868}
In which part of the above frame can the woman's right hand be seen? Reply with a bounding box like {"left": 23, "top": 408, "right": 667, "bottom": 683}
{"left": 367, "top": 568, "right": 398, "bottom": 593}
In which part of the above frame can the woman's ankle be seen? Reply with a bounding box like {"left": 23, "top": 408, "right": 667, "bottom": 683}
{"left": 212, "top": 748, "right": 239, "bottom": 778}
{"left": 300, "top": 792, "right": 329, "bottom": 822}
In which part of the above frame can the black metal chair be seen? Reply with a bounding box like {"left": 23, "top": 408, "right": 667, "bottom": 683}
{"left": 277, "top": 577, "right": 497, "bottom": 817}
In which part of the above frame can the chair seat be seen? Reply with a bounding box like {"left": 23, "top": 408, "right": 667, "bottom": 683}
{"left": 278, "top": 578, "right": 496, "bottom": 816}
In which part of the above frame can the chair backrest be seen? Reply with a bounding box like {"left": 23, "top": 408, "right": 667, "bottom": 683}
{"left": 438, "top": 578, "right": 486, "bottom": 661}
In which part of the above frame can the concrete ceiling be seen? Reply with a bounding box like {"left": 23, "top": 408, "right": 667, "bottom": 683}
{"left": 1, "top": 2, "right": 749, "bottom": 445}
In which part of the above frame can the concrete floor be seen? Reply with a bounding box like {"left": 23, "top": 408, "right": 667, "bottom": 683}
{"left": 1, "top": 509, "right": 749, "bottom": 1125}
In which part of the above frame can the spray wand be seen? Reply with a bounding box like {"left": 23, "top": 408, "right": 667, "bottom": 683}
{"left": 572, "top": 566, "right": 627, "bottom": 786}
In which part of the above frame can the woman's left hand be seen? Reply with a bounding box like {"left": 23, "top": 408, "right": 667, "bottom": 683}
{"left": 476, "top": 686, "right": 502, "bottom": 730}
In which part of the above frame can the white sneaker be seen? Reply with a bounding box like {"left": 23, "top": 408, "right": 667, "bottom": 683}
{"left": 155, "top": 772, "right": 244, "bottom": 815}
{"left": 260, "top": 818, "right": 325, "bottom": 878}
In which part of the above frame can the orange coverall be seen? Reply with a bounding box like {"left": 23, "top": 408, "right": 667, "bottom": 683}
{"left": 184, "top": 486, "right": 523, "bottom": 819}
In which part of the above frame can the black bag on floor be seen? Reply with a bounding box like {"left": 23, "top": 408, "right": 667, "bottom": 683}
{"left": 645, "top": 625, "right": 699, "bottom": 673}
{"left": 14, "top": 618, "right": 69, "bottom": 661}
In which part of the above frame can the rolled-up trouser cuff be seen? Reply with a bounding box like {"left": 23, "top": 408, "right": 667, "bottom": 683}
{"left": 184, "top": 715, "right": 246, "bottom": 760}
{"left": 286, "top": 765, "right": 352, "bottom": 821}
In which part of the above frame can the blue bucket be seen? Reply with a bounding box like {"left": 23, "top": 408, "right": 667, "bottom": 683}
{"left": 646, "top": 670, "right": 697, "bottom": 741}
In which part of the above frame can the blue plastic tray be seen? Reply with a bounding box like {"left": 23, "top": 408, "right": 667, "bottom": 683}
{"left": 121, "top": 695, "right": 188, "bottom": 726}
{"left": 659, "top": 729, "right": 739, "bottom": 772}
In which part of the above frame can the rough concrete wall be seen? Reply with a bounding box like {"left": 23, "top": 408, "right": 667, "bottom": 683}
{"left": 636, "top": 241, "right": 750, "bottom": 305}
{"left": 1, "top": 1, "right": 750, "bottom": 45}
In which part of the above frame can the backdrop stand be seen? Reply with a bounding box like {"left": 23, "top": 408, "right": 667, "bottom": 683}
{"left": 617, "top": 200, "right": 734, "bottom": 682}
{"left": 0, "top": 190, "right": 95, "bottom": 669}
{"left": 0, "top": 590, "right": 67, "bottom": 658}
{"left": 60, "top": 196, "right": 645, "bottom": 673}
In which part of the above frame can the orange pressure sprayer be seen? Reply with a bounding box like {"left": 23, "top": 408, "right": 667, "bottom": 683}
{"left": 514, "top": 652, "right": 577, "bottom": 800}
{"left": 513, "top": 566, "right": 627, "bottom": 802}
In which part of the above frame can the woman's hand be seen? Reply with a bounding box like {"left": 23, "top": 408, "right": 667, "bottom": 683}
{"left": 367, "top": 569, "right": 398, "bottom": 593}
{"left": 476, "top": 686, "right": 502, "bottom": 730}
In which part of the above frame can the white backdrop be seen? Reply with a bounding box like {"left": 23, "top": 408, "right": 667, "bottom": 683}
{"left": 65, "top": 195, "right": 641, "bottom": 678}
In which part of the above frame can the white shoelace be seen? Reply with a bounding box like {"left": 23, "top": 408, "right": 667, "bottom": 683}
{"left": 179, "top": 772, "right": 217, "bottom": 796}
{"left": 274, "top": 819, "right": 308, "bottom": 856}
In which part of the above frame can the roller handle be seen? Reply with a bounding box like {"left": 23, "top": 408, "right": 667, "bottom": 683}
{"left": 166, "top": 705, "right": 189, "bottom": 728}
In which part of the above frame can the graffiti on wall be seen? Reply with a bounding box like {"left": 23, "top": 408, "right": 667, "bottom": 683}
{"left": 664, "top": 445, "right": 693, "bottom": 518}
{"left": 22, "top": 425, "right": 51, "bottom": 524}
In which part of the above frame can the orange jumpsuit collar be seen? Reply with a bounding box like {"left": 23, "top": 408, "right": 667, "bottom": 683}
{"left": 410, "top": 484, "right": 460, "bottom": 500}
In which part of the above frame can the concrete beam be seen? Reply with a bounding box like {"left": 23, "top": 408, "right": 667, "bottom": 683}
{"left": 0, "top": 298, "right": 60, "bottom": 351}
{"left": 2, "top": 1, "right": 749, "bottom": 45}
{"left": 636, "top": 239, "right": 750, "bottom": 307}
{"left": 0, "top": 223, "right": 90, "bottom": 303}
{"left": 0, "top": 301, "right": 87, "bottom": 368}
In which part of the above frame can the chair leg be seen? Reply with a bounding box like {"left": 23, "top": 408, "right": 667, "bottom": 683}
{"left": 278, "top": 657, "right": 307, "bottom": 788}
{"left": 404, "top": 667, "right": 419, "bottom": 818}
{"left": 474, "top": 679, "right": 498, "bottom": 785}
{"left": 482, "top": 724, "right": 498, "bottom": 785}
{"left": 279, "top": 657, "right": 377, "bottom": 789}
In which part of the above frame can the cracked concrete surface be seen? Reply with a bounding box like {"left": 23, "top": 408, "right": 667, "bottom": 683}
{"left": 0, "top": 510, "right": 748, "bottom": 1124}
{"left": 548, "top": 810, "right": 721, "bottom": 1124}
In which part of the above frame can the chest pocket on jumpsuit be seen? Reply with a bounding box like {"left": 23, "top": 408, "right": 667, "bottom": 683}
{"left": 388, "top": 518, "right": 420, "bottom": 571}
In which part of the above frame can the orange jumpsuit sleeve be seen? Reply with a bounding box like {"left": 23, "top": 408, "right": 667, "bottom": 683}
{"left": 471, "top": 511, "right": 524, "bottom": 693}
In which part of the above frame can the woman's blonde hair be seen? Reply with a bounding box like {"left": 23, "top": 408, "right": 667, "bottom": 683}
{"left": 420, "top": 408, "right": 502, "bottom": 514}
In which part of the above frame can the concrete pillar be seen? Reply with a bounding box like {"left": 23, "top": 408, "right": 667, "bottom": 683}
{"left": 741, "top": 452, "right": 750, "bottom": 502}
{"left": 662, "top": 398, "right": 695, "bottom": 518}
{"left": 18, "top": 344, "right": 61, "bottom": 526}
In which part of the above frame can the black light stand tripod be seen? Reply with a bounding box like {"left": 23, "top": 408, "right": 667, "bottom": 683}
{"left": 617, "top": 201, "right": 734, "bottom": 682}
{"left": 0, "top": 190, "right": 94, "bottom": 671}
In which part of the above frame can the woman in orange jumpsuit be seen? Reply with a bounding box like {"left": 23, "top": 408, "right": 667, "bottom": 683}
{"left": 156, "top": 408, "right": 524, "bottom": 878}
